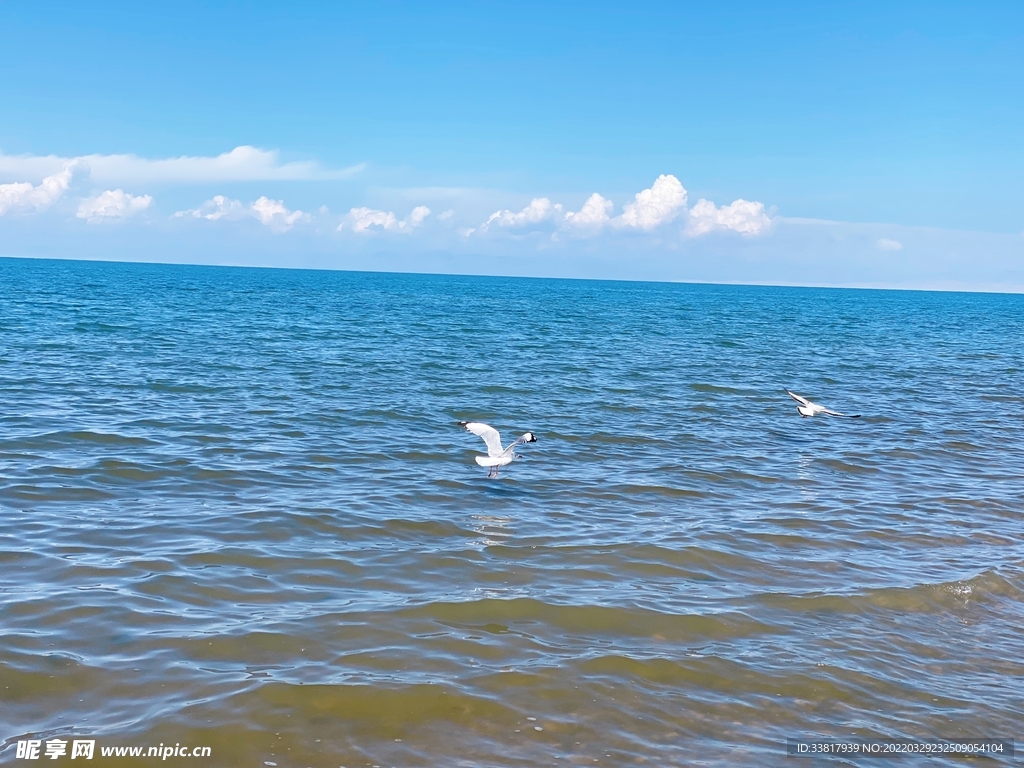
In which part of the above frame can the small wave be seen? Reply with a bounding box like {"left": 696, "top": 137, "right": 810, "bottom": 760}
{"left": 757, "top": 569, "right": 1022, "bottom": 614}
{"left": 247, "top": 680, "right": 515, "bottom": 725}
{"left": 400, "top": 598, "right": 772, "bottom": 641}
{"left": 689, "top": 383, "right": 750, "bottom": 395}
{"left": 11, "top": 430, "right": 160, "bottom": 450}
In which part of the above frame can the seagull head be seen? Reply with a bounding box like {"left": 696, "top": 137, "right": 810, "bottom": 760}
{"left": 523, "top": 432, "right": 537, "bottom": 443}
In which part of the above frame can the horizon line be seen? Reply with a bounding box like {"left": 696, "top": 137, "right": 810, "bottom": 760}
{"left": 2, "top": 253, "right": 1023, "bottom": 296}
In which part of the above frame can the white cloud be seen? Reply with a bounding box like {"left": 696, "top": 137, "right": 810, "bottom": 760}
{"left": 340, "top": 205, "right": 432, "bottom": 233}
{"left": 173, "top": 195, "right": 308, "bottom": 231}
{"left": 564, "top": 193, "right": 613, "bottom": 228}
{"left": 483, "top": 198, "right": 562, "bottom": 229}
{"left": 345, "top": 207, "right": 397, "bottom": 231}
{"left": 396, "top": 177, "right": 746, "bottom": 240}
{"left": 437, "top": 209, "right": 456, "bottom": 221}
{"left": 250, "top": 196, "right": 309, "bottom": 231}
{"left": 877, "top": 237, "right": 904, "bottom": 251}
{"left": 614, "top": 174, "right": 687, "bottom": 230}
{"left": 687, "top": 198, "right": 772, "bottom": 236}
{"left": 0, "top": 146, "right": 363, "bottom": 185}
{"left": 173, "top": 194, "right": 245, "bottom": 221}
{"left": 407, "top": 205, "right": 431, "bottom": 227}
{"left": 474, "top": 175, "right": 770, "bottom": 240}
{"left": 0, "top": 163, "right": 82, "bottom": 215}
{"left": 76, "top": 189, "right": 153, "bottom": 222}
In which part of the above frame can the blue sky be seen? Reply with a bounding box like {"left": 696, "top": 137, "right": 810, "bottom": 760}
{"left": 1, "top": 1, "right": 1022, "bottom": 288}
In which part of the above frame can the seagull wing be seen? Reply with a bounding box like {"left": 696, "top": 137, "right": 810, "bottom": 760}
{"left": 823, "top": 409, "right": 861, "bottom": 418}
{"left": 501, "top": 433, "right": 534, "bottom": 456}
{"left": 786, "top": 390, "right": 811, "bottom": 406}
{"left": 460, "top": 422, "right": 504, "bottom": 457}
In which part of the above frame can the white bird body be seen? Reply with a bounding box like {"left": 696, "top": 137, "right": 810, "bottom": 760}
{"left": 460, "top": 421, "right": 537, "bottom": 477}
{"left": 474, "top": 454, "right": 514, "bottom": 468}
{"left": 786, "top": 390, "right": 860, "bottom": 418}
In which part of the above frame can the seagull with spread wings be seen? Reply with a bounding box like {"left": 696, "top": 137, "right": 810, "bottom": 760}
{"left": 786, "top": 390, "right": 861, "bottom": 418}
{"left": 459, "top": 421, "right": 537, "bottom": 477}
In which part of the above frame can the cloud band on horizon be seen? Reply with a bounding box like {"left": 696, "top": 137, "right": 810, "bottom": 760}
{"left": 0, "top": 145, "right": 776, "bottom": 250}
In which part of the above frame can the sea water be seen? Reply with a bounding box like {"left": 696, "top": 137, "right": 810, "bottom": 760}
{"left": 1, "top": 257, "right": 1022, "bottom": 765}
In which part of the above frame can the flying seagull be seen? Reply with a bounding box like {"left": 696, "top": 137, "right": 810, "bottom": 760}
{"left": 459, "top": 421, "right": 537, "bottom": 478}
{"left": 786, "top": 390, "right": 861, "bottom": 418}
